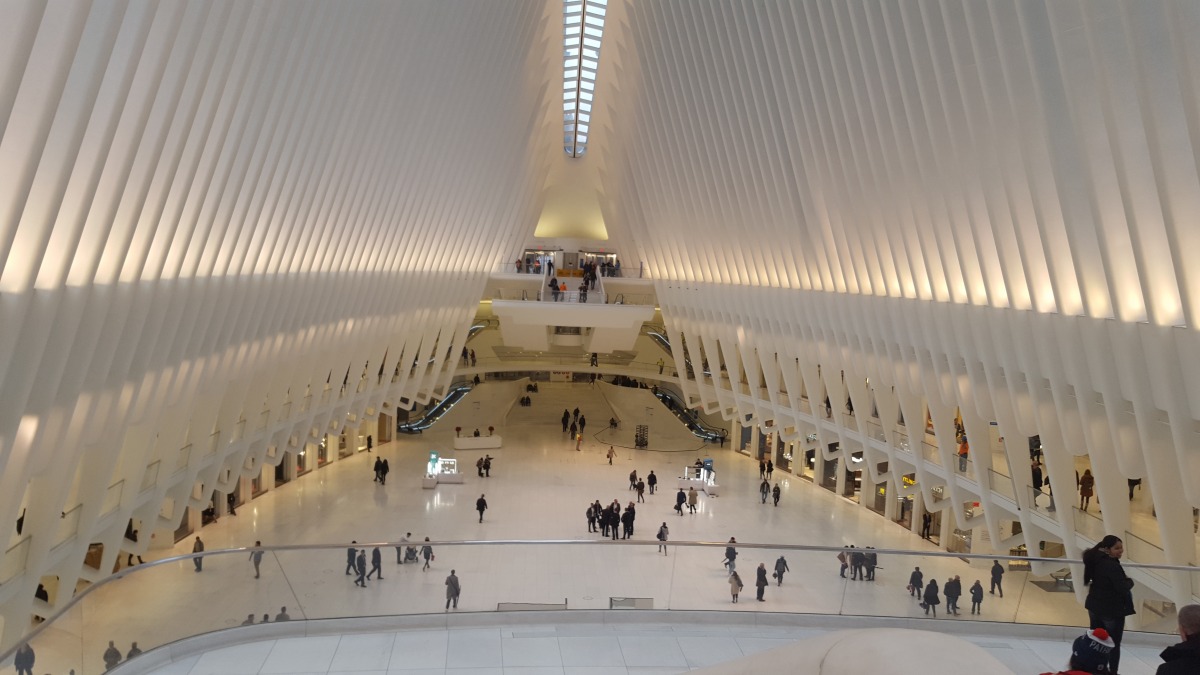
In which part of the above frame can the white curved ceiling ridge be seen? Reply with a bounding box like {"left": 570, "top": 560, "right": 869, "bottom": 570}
{"left": 598, "top": 0, "right": 1200, "bottom": 329}
{"left": 0, "top": 0, "right": 556, "bottom": 652}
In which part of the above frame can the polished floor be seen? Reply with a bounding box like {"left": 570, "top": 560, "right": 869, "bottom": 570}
{"left": 45, "top": 383, "right": 1175, "bottom": 675}
{"left": 143, "top": 622, "right": 1173, "bottom": 675}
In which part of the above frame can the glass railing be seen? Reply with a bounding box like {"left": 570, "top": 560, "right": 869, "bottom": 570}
{"left": 3, "top": 542, "right": 1194, "bottom": 675}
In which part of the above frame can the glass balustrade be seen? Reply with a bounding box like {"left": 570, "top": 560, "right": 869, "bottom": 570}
{"left": 2, "top": 542, "right": 1194, "bottom": 675}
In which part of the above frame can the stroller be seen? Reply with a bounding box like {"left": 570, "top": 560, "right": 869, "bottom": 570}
{"left": 404, "top": 546, "right": 419, "bottom": 563}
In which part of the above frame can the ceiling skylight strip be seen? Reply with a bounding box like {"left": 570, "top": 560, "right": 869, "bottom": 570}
{"left": 563, "top": 0, "right": 607, "bottom": 158}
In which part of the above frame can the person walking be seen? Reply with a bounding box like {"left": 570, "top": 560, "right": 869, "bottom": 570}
{"left": 629, "top": 469, "right": 638, "bottom": 490}
{"left": 774, "top": 556, "right": 790, "bottom": 586}
{"left": 355, "top": 549, "right": 367, "bottom": 587}
{"left": 647, "top": 470, "right": 657, "bottom": 494}
{"left": 249, "top": 540, "right": 264, "bottom": 579}
{"left": 579, "top": 415, "right": 587, "bottom": 434}
{"left": 636, "top": 479, "right": 646, "bottom": 503}
{"left": 771, "top": 483, "right": 781, "bottom": 506}
{"left": 759, "top": 479, "right": 770, "bottom": 504}
{"left": 483, "top": 455, "right": 492, "bottom": 477}
{"left": 1157, "top": 603, "right": 1200, "bottom": 675}
{"left": 380, "top": 458, "right": 390, "bottom": 485}
{"left": 675, "top": 488, "right": 686, "bottom": 515}
{"left": 396, "top": 532, "right": 411, "bottom": 564}
{"left": 990, "top": 560, "right": 1005, "bottom": 597}
{"left": 607, "top": 446, "right": 617, "bottom": 465}
{"left": 1083, "top": 535, "right": 1135, "bottom": 674}
{"left": 192, "top": 536, "right": 204, "bottom": 572}
{"left": 346, "top": 541, "right": 358, "bottom": 575}
{"left": 759, "top": 459, "right": 766, "bottom": 479}
{"left": 421, "top": 538, "right": 434, "bottom": 571}
{"left": 922, "top": 579, "right": 941, "bottom": 617}
{"left": 656, "top": 522, "right": 669, "bottom": 555}
{"left": 766, "top": 460, "right": 774, "bottom": 480}
{"left": 374, "top": 456, "right": 383, "bottom": 482}
{"left": 729, "top": 571, "right": 744, "bottom": 603}
{"left": 909, "top": 567, "right": 924, "bottom": 598}
{"left": 13, "top": 643, "right": 33, "bottom": 675}
{"left": 970, "top": 580, "right": 984, "bottom": 614}
{"left": 366, "top": 546, "right": 383, "bottom": 580}
{"left": 573, "top": 407, "right": 580, "bottom": 423}
{"left": 569, "top": 421, "right": 577, "bottom": 437}
{"left": 366, "top": 435, "right": 373, "bottom": 452}
{"left": 476, "top": 494, "right": 488, "bottom": 523}
{"left": 1079, "top": 469, "right": 1095, "bottom": 511}
{"left": 586, "top": 504, "right": 597, "bottom": 533}
{"left": 755, "top": 563, "right": 769, "bottom": 602}
{"left": 562, "top": 409, "right": 570, "bottom": 433}
{"left": 445, "top": 570, "right": 461, "bottom": 610}
{"left": 103, "top": 641, "right": 122, "bottom": 671}
{"left": 944, "top": 576, "right": 962, "bottom": 615}
{"left": 687, "top": 487, "right": 699, "bottom": 514}
{"left": 724, "top": 538, "right": 738, "bottom": 573}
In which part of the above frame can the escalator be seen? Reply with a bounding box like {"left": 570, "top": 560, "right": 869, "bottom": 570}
{"left": 644, "top": 327, "right": 710, "bottom": 378}
{"left": 653, "top": 386, "right": 726, "bottom": 442}
{"left": 397, "top": 381, "right": 474, "bottom": 434}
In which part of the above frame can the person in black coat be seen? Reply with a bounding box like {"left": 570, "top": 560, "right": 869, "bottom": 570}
{"left": 366, "top": 546, "right": 383, "bottom": 580}
{"left": 755, "top": 563, "right": 769, "bottom": 601}
{"left": 922, "top": 579, "right": 941, "bottom": 617}
{"left": 990, "top": 559, "right": 1005, "bottom": 597}
{"left": 1158, "top": 603, "right": 1200, "bottom": 675}
{"left": 675, "top": 488, "right": 686, "bottom": 516}
{"left": 346, "top": 542, "right": 358, "bottom": 575}
{"left": 909, "top": 566, "right": 923, "bottom": 598}
{"left": 944, "top": 576, "right": 962, "bottom": 615}
{"left": 354, "top": 550, "right": 367, "bottom": 587}
{"left": 1083, "top": 535, "right": 1135, "bottom": 674}
{"left": 970, "top": 580, "right": 984, "bottom": 614}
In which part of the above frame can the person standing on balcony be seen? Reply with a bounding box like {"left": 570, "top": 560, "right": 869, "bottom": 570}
{"left": 13, "top": 643, "right": 33, "bottom": 675}
{"left": 1083, "top": 535, "right": 1135, "bottom": 674}
{"left": 970, "top": 580, "right": 984, "bottom": 614}
{"left": 990, "top": 560, "right": 1005, "bottom": 597}
{"left": 103, "top": 641, "right": 122, "bottom": 671}
{"left": 957, "top": 436, "right": 970, "bottom": 472}
{"left": 1079, "top": 470, "right": 1095, "bottom": 511}
{"left": 657, "top": 358, "right": 665, "bottom": 374}
{"left": 1157, "top": 603, "right": 1200, "bottom": 674}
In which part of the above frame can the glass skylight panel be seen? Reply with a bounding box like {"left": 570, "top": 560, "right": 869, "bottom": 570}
{"left": 563, "top": 0, "right": 606, "bottom": 158}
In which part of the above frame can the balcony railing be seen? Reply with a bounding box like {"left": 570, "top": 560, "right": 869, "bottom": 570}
{"left": 3, "top": 540, "right": 1191, "bottom": 675}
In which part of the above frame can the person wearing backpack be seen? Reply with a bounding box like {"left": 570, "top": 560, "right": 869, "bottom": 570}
{"left": 656, "top": 522, "right": 669, "bottom": 555}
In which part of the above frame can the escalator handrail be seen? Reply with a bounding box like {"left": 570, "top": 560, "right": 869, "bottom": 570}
{"left": 397, "top": 382, "right": 474, "bottom": 433}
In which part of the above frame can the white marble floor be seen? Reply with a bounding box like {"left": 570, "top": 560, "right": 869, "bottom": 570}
{"left": 146, "top": 622, "right": 1173, "bottom": 675}
{"left": 30, "top": 383, "right": 1177, "bottom": 675}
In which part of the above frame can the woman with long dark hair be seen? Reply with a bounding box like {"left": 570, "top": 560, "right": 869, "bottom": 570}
{"left": 1082, "top": 535, "right": 1135, "bottom": 673}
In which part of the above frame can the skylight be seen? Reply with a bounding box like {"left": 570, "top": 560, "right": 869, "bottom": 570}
{"left": 563, "top": 0, "right": 607, "bottom": 158}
